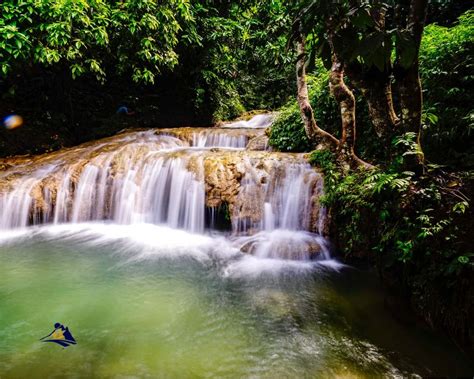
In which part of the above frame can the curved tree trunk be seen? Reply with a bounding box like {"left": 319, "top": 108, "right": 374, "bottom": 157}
{"left": 294, "top": 21, "right": 372, "bottom": 169}
{"left": 294, "top": 22, "right": 339, "bottom": 150}
{"left": 326, "top": 25, "right": 370, "bottom": 169}
{"left": 329, "top": 57, "right": 356, "bottom": 161}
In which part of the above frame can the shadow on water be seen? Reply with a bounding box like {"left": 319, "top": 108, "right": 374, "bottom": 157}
{"left": 319, "top": 266, "right": 474, "bottom": 377}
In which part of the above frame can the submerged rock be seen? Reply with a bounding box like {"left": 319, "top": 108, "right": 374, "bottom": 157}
{"left": 234, "top": 230, "right": 329, "bottom": 260}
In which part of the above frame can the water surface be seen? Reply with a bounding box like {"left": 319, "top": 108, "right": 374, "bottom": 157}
{"left": 0, "top": 224, "right": 471, "bottom": 378}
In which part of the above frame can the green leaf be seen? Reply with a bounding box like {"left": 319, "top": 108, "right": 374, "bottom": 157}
{"left": 458, "top": 256, "right": 469, "bottom": 264}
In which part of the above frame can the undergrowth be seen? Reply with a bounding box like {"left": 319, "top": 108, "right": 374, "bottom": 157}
{"left": 309, "top": 134, "right": 472, "bottom": 273}
{"left": 308, "top": 134, "right": 473, "bottom": 346}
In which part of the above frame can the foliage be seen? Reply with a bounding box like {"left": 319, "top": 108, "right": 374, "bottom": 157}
{"left": 268, "top": 63, "right": 382, "bottom": 158}
{"left": 184, "top": 0, "right": 295, "bottom": 121}
{"left": 268, "top": 95, "right": 312, "bottom": 152}
{"left": 0, "top": 0, "right": 197, "bottom": 84}
{"left": 295, "top": 0, "right": 470, "bottom": 75}
{"left": 294, "top": 0, "right": 424, "bottom": 72}
{"left": 294, "top": 6, "right": 473, "bottom": 347}
{"left": 309, "top": 129, "right": 473, "bottom": 345}
{"left": 271, "top": 10, "right": 474, "bottom": 166}
{"left": 0, "top": 0, "right": 471, "bottom": 349}
{"left": 0, "top": 0, "right": 297, "bottom": 124}
{"left": 420, "top": 11, "right": 474, "bottom": 167}
{"left": 310, "top": 132, "right": 473, "bottom": 293}
{"left": 427, "top": 0, "right": 474, "bottom": 26}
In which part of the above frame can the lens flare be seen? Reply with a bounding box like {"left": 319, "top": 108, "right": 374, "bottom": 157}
{"left": 3, "top": 115, "right": 23, "bottom": 130}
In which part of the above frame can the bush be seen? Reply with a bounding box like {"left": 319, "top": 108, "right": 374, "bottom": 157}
{"left": 420, "top": 11, "right": 474, "bottom": 167}
{"left": 269, "top": 65, "right": 339, "bottom": 152}
{"left": 311, "top": 133, "right": 471, "bottom": 270}
{"left": 268, "top": 98, "right": 312, "bottom": 152}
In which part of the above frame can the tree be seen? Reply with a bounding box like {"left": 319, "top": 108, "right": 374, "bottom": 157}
{"left": 292, "top": 1, "right": 370, "bottom": 167}
{"left": 292, "top": 0, "right": 431, "bottom": 170}
{"left": 181, "top": 0, "right": 296, "bottom": 120}
{"left": 294, "top": 20, "right": 339, "bottom": 152}
{"left": 394, "top": 0, "right": 428, "bottom": 168}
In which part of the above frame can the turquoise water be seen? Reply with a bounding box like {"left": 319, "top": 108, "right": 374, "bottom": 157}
{"left": 0, "top": 224, "right": 472, "bottom": 378}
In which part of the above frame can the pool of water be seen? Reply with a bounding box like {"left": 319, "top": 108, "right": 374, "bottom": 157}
{"left": 0, "top": 223, "right": 472, "bottom": 378}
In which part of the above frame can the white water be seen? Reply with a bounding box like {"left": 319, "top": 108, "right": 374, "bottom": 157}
{"left": 192, "top": 130, "right": 248, "bottom": 148}
{"left": 232, "top": 161, "right": 323, "bottom": 234}
{"left": 222, "top": 113, "right": 275, "bottom": 129}
{"left": 0, "top": 114, "right": 330, "bottom": 261}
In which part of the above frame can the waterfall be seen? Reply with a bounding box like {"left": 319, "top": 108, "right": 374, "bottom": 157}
{"left": 0, "top": 114, "right": 329, "bottom": 260}
{"left": 232, "top": 161, "right": 322, "bottom": 233}
{"left": 192, "top": 131, "right": 248, "bottom": 148}
{"left": 160, "top": 127, "right": 266, "bottom": 150}
{"left": 222, "top": 113, "right": 275, "bottom": 129}
{"left": 0, "top": 134, "right": 206, "bottom": 232}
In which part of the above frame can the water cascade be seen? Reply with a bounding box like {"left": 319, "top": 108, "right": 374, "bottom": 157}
{"left": 222, "top": 113, "right": 275, "bottom": 129}
{"left": 0, "top": 114, "right": 327, "bottom": 260}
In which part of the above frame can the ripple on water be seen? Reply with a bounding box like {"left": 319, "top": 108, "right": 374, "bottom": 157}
{"left": 0, "top": 224, "right": 470, "bottom": 377}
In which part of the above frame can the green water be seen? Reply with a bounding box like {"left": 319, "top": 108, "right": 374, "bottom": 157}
{"left": 0, "top": 225, "right": 472, "bottom": 378}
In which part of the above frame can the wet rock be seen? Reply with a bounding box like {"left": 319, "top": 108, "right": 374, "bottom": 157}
{"left": 246, "top": 134, "right": 270, "bottom": 151}
{"left": 234, "top": 230, "right": 328, "bottom": 260}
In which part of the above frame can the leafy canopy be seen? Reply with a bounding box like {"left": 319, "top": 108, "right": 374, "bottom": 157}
{"left": 0, "top": 0, "right": 198, "bottom": 83}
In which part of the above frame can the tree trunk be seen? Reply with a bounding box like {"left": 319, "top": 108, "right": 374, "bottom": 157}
{"left": 366, "top": 79, "right": 399, "bottom": 136}
{"left": 294, "top": 22, "right": 339, "bottom": 150}
{"left": 345, "top": 2, "right": 399, "bottom": 139}
{"left": 323, "top": 17, "right": 374, "bottom": 169}
{"left": 395, "top": 0, "right": 428, "bottom": 168}
{"left": 329, "top": 56, "right": 356, "bottom": 161}
{"left": 347, "top": 63, "right": 399, "bottom": 138}
{"left": 397, "top": 60, "right": 423, "bottom": 138}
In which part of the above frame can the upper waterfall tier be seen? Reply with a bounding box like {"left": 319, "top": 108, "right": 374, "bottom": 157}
{"left": 221, "top": 113, "right": 275, "bottom": 129}
{"left": 159, "top": 126, "right": 267, "bottom": 149}
{"left": 0, "top": 126, "right": 325, "bottom": 237}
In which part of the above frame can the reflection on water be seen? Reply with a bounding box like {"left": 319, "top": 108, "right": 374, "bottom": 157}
{"left": 0, "top": 224, "right": 472, "bottom": 378}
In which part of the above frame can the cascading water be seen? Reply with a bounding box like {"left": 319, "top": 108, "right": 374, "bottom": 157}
{"left": 222, "top": 113, "right": 275, "bottom": 128}
{"left": 1, "top": 133, "right": 205, "bottom": 230}
{"left": 192, "top": 130, "right": 248, "bottom": 148}
{"left": 0, "top": 114, "right": 328, "bottom": 260}
{"left": 161, "top": 126, "right": 266, "bottom": 149}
